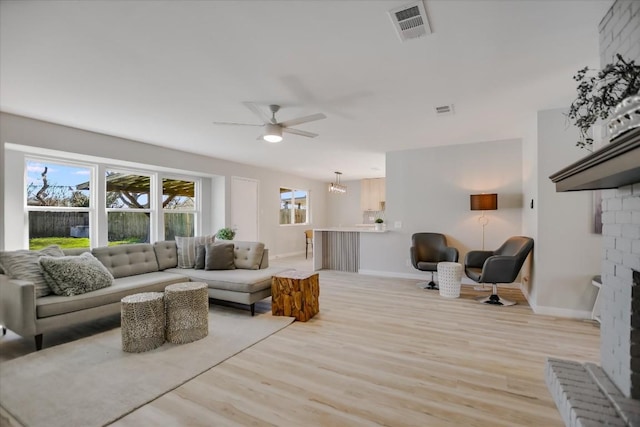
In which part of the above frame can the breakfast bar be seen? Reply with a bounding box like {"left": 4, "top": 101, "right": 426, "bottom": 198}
{"left": 312, "top": 227, "right": 387, "bottom": 273}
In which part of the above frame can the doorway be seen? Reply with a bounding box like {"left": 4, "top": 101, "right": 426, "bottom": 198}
{"left": 230, "top": 176, "right": 259, "bottom": 241}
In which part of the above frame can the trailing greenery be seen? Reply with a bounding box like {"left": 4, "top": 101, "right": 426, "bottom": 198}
{"left": 567, "top": 54, "right": 640, "bottom": 151}
{"left": 216, "top": 227, "right": 236, "bottom": 240}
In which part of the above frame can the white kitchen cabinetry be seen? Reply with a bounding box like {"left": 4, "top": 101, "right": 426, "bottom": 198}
{"left": 361, "top": 178, "right": 385, "bottom": 211}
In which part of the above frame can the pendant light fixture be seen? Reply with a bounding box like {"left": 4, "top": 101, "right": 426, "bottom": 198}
{"left": 329, "top": 171, "right": 347, "bottom": 194}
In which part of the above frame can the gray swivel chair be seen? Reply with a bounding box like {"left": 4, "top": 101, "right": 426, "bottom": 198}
{"left": 464, "top": 236, "right": 534, "bottom": 306}
{"left": 410, "top": 233, "right": 459, "bottom": 290}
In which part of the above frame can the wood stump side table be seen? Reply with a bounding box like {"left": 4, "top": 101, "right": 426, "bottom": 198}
{"left": 272, "top": 271, "right": 319, "bottom": 321}
{"left": 121, "top": 292, "right": 165, "bottom": 353}
{"left": 164, "top": 282, "right": 209, "bottom": 344}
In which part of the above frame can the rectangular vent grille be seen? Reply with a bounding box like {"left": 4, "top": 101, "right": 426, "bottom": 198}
{"left": 435, "top": 105, "right": 454, "bottom": 115}
{"left": 389, "top": 2, "right": 431, "bottom": 42}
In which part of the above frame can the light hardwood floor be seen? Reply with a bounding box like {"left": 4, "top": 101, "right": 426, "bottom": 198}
{"left": 1, "top": 256, "right": 600, "bottom": 426}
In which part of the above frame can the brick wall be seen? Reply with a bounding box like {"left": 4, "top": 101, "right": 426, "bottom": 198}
{"left": 598, "top": 0, "right": 640, "bottom": 400}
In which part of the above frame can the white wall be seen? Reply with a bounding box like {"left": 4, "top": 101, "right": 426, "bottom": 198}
{"left": 531, "top": 108, "right": 601, "bottom": 317}
{"left": 326, "top": 179, "right": 363, "bottom": 227}
{"left": 360, "top": 139, "right": 524, "bottom": 278}
{"left": 0, "top": 113, "right": 328, "bottom": 255}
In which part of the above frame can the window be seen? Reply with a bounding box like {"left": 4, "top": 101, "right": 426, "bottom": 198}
{"left": 163, "top": 177, "right": 197, "bottom": 240}
{"left": 22, "top": 156, "right": 203, "bottom": 249}
{"left": 106, "top": 170, "right": 151, "bottom": 244}
{"left": 279, "top": 188, "right": 308, "bottom": 225}
{"left": 25, "top": 160, "right": 92, "bottom": 250}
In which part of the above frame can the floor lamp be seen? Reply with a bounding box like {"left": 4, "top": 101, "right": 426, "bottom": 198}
{"left": 470, "top": 193, "right": 498, "bottom": 290}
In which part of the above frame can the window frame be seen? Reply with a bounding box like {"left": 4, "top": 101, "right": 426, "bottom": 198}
{"left": 279, "top": 187, "right": 310, "bottom": 226}
{"left": 24, "top": 157, "right": 96, "bottom": 249}
{"left": 160, "top": 174, "right": 201, "bottom": 240}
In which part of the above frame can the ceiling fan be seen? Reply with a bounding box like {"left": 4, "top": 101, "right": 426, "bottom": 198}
{"left": 213, "top": 102, "right": 326, "bottom": 143}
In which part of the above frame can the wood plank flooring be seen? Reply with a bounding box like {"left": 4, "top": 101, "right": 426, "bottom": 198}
{"left": 102, "top": 269, "right": 599, "bottom": 427}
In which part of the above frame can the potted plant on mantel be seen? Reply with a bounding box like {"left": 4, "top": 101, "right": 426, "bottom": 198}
{"left": 567, "top": 53, "right": 640, "bottom": 151}
{"left": 374, "top": 218, "right": 384, "bottom": 231}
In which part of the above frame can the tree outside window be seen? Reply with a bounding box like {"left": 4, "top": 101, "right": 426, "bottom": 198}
{"left": 25, "top": 160, "right": 92, "bottom": 250}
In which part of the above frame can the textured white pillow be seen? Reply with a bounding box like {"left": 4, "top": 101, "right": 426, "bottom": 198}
{"left": 175, "top": 235, "right": 214, "bottom": 268}
{"left": 40, "top": 252, "right": 114, "bottom": 296}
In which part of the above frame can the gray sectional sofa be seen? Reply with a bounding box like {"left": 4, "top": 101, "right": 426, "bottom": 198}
{"left": 0, "top": 240, "right": 291, "bottom": 350}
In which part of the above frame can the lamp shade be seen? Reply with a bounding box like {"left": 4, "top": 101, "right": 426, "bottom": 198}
{"left": 470, "top": 193, "right": 497, "bottom": 211}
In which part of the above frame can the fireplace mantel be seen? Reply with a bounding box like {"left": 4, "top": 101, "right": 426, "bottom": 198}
{"left": 549, "top": 127, "right": 640, "bottom": 192}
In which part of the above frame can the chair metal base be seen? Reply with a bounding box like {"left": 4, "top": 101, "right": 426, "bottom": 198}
{"left": 476, "top": 284, "right": 516, "bottom": 306}
{"left": 417, "top": 281, "right": 438, "bottom": 290}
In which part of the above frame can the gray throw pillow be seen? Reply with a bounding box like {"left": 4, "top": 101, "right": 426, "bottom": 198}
{"left": 205, "top": 242, "right": 236, "bottom": 270}
{"left": 194, "top": 244, "right": 206, "bottom": 270}
{"left": 175, "top": 235, "right": 214, "bottom": 268}
{"left": 39, "top": 252, "right": 114, "bottom": 296}
{"left": 0, "top": 245, "right": 65, "bottom": 297}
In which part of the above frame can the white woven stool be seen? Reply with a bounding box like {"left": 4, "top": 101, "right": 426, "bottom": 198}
{"left": 121, "top": 292, "right": 165, "bottom": 353}
{"left": 165, "top": 282, "right": 209, "bottom": 344}
{"left": 437, "top": 262, "right": 463, "bottom": 298}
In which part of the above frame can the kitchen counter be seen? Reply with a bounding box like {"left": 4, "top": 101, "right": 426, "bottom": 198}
{"left": 312, "top": 227, "right": 388, "bottom": 233}
{"left": 312, "top": 227, "right": 388, "bottom": 272}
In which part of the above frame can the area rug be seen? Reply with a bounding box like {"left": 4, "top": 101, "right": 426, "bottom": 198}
{"left": 0, "top": 307, "right": 294, "bottom": 427}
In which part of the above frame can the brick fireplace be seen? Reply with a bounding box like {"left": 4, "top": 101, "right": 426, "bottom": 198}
{"left": 549, "top": 128, "right": 640, "bottom": 425}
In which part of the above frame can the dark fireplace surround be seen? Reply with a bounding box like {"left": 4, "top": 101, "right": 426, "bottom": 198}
{"left": 549, "top": 127, "right": 640, "bottom": 425}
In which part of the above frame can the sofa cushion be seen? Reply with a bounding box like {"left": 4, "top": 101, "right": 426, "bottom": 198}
{"left": 40, "top": 252, "right": 114, "bottom": 296}
{"left": 232, "top": 241, "right": 265, "bottom": 270}
{"left": 194, "top": 244, "right": 206, "bottom": 269}
{"left": 175, "top": 235, "right": 214, "bottom": 268}
{"left": 205, "top": 242, "right": 236, "bottom": 270}
{"left": 92, "top": 244, "right": 159, "bottom": 279}
{"left": 166, "top": 266, "right": 290, "bottom": 294}
{"left": 153, "top": 241, "right": 178, "bottom": 270}
{"left": 36, "top": 271, "right": 188, "bottom": 318}
{"left": 0, "top": 245, "right": 65, "bottom": 297}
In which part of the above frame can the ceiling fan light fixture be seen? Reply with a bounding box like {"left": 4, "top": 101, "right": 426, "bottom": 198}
{"left": 263, "top": 123, "right": 283, "bottom": 143}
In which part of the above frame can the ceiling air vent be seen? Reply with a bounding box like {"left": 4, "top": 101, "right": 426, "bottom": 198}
{"left": 389, "top": 2, "right": 431, "bottom": 42}
{"left": 435, "top": 104, "right": 454, "bottom": 116}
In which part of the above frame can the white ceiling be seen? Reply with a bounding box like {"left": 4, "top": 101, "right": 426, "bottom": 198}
{"left": 0, "top": 0, "right": 612, "bottom": 181}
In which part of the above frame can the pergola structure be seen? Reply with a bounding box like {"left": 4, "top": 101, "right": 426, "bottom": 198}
{"left": 76, "top": 173, "right": 194, "bottom": 208}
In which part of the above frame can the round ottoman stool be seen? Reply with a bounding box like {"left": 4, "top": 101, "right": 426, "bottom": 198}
{"left": 437, "top": 262, "right": 463, "bottom": 298}
{"left": 121, "top": 292, "right": 165, "bottom": 353}
{"left": 165, "top": 282, "right": 209, "bottom": 344}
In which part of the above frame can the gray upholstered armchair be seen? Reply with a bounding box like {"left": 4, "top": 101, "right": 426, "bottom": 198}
{"left": 464, "top": 236, "right": 534, "bottom": 306}
{"left": 410, "top": 233, "right": 459, "bottom": 290}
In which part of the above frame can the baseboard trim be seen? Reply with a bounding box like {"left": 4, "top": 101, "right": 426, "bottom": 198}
{"left": 357, "top": 269, "right": 484, "bottom": 286}
{"left": 527, "top": 301, "right": 592, "bottom": 320}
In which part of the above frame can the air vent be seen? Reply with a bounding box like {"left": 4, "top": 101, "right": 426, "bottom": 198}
{"left": 435, "top": 104, "right": 454, "bottom": 115}
{"left": 389, "top": 2, "right": 431, "bottom": 42}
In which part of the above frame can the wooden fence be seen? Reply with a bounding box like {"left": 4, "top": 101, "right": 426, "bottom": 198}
{"left": 29, "top": 211, "right": 194, "bottom": 241}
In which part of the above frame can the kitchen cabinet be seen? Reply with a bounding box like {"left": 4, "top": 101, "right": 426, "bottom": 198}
{"left": 361, "top": 178, "right": 385, "bottom": 211}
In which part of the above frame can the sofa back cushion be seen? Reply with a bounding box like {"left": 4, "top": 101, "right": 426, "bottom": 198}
{"left": 153, "top": 241, "right": 178, "bottom": 270}
{"left": 92, "top": 243, "right": 159, "bottom": 279}
{"left": 232, "top": 241, "right": 265, "bottom": 270}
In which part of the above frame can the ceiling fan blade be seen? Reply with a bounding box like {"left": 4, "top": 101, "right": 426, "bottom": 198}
{"left": 279, "top": 113, "right": 326, "bottom": 128}
{"left": 212, "top": 121, "right": 262, "bottom": 127}
{"left": 243, "top": 102, "right": 272, "bottom": 124}
{"left": 282, "top": 128, "right": 318, "bottom": 138}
